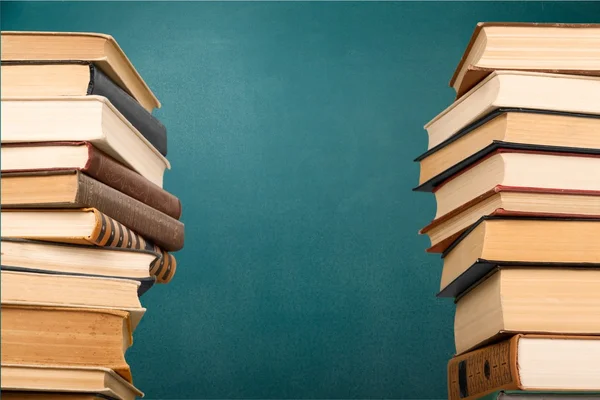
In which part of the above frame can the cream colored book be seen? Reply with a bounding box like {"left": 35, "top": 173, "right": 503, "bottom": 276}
{"left": 424, "top": 71, "right": 600, "bottom": 150}
{"left": 418, "top": 111, "right": 600, "bottom": 186}
{"left": 1, "top": 364, "right": 143, "bottom": 400}
{"left": 454, "top": 268, "right": 600, "bottom": 355}
{"left": 1, "top": 271, "right": 146, "bottom": 330}
{"left": 0, "top": 96, "right": 170, "bottom": 187}
{"left": 0, "top": 238, "right": 155, "bottom": 280}
{"left": 421, "top": 188, "right": 600, "bottom": 254}
{"left": 1, "top": 30, "right": 160, "bottom": 112}
{"left": 433, "top": 151, "right": 600, "bottom": 220}
{"left": 450, "top": 22, "right": 600, "bottom": 98}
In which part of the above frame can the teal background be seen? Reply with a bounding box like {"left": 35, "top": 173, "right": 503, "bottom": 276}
{"left": 2, "top": 2, "right": 600, "bottom": 399}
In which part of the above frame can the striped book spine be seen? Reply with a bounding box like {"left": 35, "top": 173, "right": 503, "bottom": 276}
{"left": 91, "top": 212, "right": 177, "bottom": 283}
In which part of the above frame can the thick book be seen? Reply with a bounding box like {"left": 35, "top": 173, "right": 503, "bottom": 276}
{"left": 1, "top": 96, "right": 169, "bottom": 187}
{"left": 2, "top": 62, "right": 167, "bottom": 155}
{"left": 440, "top": 216, "right": 600, "bottom": 297}
{"left": 1, "top": 30, "right": 160, "bottom": 112}
{"left": 450, "top": 22, "right": 600, "bottom": 98}
{"left": 1, "top": 141, "right": 181, "bottom": 219}
{"left": 415, "top": 108, "right": 600, "bottom": 187}
{"left": 420, "top": 186, "right": 600, "bottom": 254}
{"left": 1, "top": 270, "right": 146, "bottom": 330}
{"left": 448, "top": 335, "right": 600, "bottom": 400}
{"left": 1, "top": 305, "right": 134, "bottom": 382}
{"left": 430, "top": 149, "right": 600, "bottom": 220}
{"left": 424, "top": 71, "right": 600, "bottom": 150}
{"left": 2, "top": 170, "right": 184, "bottom": 253}
{"left": 1, "top": 364, "right": 143, "bottom": 400}
{"left": 1, "top": 208, "right": 179, "bottom": 279}
{"left": 454, "top": 268, "right": 600, "bottom": 355}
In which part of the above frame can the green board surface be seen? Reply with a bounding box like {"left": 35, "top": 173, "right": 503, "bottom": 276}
{"left": 2, "top": 2, "right": 599, "bottom": 399}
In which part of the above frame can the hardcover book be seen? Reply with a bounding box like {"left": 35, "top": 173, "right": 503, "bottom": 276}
{"left": 450, "top": 22, "right": 600, "bottom": 98}
{"left": 1, "top": 364, "right": 143, "bottom": 400}
{"left": 1, "top": 306, "right": 134, "bottom": 382}
{"left": 1, "top": 141, "right": 181, "bottom": 219}
{"left": 454, "top": 268, "right": 600, "bottom": 354}
{"left": 1, "top": 96, "right": 169, "bottom": 187}
{"left": 1, "top": 62, "right": 167, "bottom": 155}
{"left": 1, "top": 30, "right": 160, "bottom": 112}
{"left": 1, "top": 170, "right": 185, "bottom": 252}
{"left": 448, "top": 335, "right": 600, "bottom": 400}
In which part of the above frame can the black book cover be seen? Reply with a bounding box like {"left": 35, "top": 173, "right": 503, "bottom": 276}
{"left": 89, "top": 63, "right": 168, "bottom": 156}
{"left": 413, "top": 141, "right": 600, "bottom": 192}
{"left": 438, "top": 261, "right": 600, "bottom": 300}
{"left": 2, "top": 60, "right": 168, "bottom": 156}
{"left": 437, "top": 215, "right": 600, "bottom": 299}
{"left": 413, "top": 108, "right": 600, "bottom": 193}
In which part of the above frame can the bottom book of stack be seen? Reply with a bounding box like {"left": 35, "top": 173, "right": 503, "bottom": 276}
{"left": 1, "top": 271, "right": 145, "bottom": 399}
{"left": 448, "top": 329, "right": 600, "bottom": 400}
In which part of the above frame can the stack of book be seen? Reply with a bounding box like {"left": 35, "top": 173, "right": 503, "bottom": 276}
{"left": 414, "top": 23, "right": 600, "bottom": 400}
{"left": 1, "top": 31, "right": 185, "bottom": 399}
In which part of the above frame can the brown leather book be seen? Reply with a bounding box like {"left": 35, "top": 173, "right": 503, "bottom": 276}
{"left": 1, "top": 141, "right": 181, "bottom": 219}
{"left": 1, "top": 305, "right": 133, "bottom": 383}
{"left": 2, "top": 170, "right": 184, "bottom": 253}
{"left": 447, "top": 334, "right": 600, "bottom": 400}
{"left": 1, "top": 208, "right": 177, "bottom": 283}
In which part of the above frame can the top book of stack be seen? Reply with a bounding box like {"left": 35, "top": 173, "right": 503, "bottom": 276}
{"left": 1, "top": 31, "right": 160, "bottom": 112}
{"left": 449, "top": 22, "right": 600, "bottom": 99}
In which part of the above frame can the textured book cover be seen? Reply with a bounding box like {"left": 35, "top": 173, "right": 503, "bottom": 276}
{"left": 2, "top": 171, "right": 184, "bottom": 253}
{"left": 448, "top": 335, "right": 600, "bottom": 400}
{"left": 2, "top": 141, "right": 181, "bottom": 219}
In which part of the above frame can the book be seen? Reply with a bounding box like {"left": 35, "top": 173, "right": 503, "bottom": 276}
{"left": 416, "top": 109, "right": 600, "bottom": 186}
{"left": 477, "top": 391, "right": 600, "bottom": 400}
{"left": 1, "top": 141, "right": 181, "bottom": 219}
{"left": 1, "top": 31, "right": 160, "bottom": 112}
{"left": 0, "top": 237, "right": 155, "bottom": 282}
{"left": 1, "top": 393, "right": 120, "bottom": 400}
{"left": 432, "top": 150, "right": 600, "bottom": 220}
{"left": 1, "top": 170, "right": 185, "bottom": 252}
{"left": 1, "top": 207, "right": 181, "bottom": 264}
{"left": 1, "top": 364, "right": 143, "bottom": 400}
{"left": 1, "top": 393, "right": 118, "bottom": 400}
{"left": 424, "top": 71, "right": 600, "bottom": 150}
{"left": 450, "top": 22, "right": 600, "bottom": 98}
{"left": 447, "top": 334, "right": 600, "bottom": 400}
{"left": 1, "top": 305, "right": 134, "bottom": 382}
{"left": 421, "top": 186, "right": 600, "bottom": 254}
{"left": 440, "top": 216, "right": 600, "bottom": 296}
{"left": 1, "top": 96, "right": 169, "bottom": 187}
{"left": 1, "top": 270, "right": 146, "bottom": 330}
{"left": 1, "top": 62, "right": 168, "bottom": 156}
{"left": 454, "top": 268, "right": 600, "bottom": 355}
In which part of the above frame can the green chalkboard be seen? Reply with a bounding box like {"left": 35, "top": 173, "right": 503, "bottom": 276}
{"left": 2, "top": 2, "right": 599, "bottom": 399}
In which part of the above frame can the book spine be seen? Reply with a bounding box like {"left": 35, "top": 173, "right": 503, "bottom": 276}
{"left": 88, "top": 64, "right": 168, "bottom": 156}
{"left": 84, "top": 142, "right": 182, "bottom": 219}
{"left": 88, "top": 210, "right": 177, "bottom": 283}
{"left": 447, "top": 337, "right": 520, "bottom": 400}
{"left": 76, "top": 172, "right": 184, "bottom": 251}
